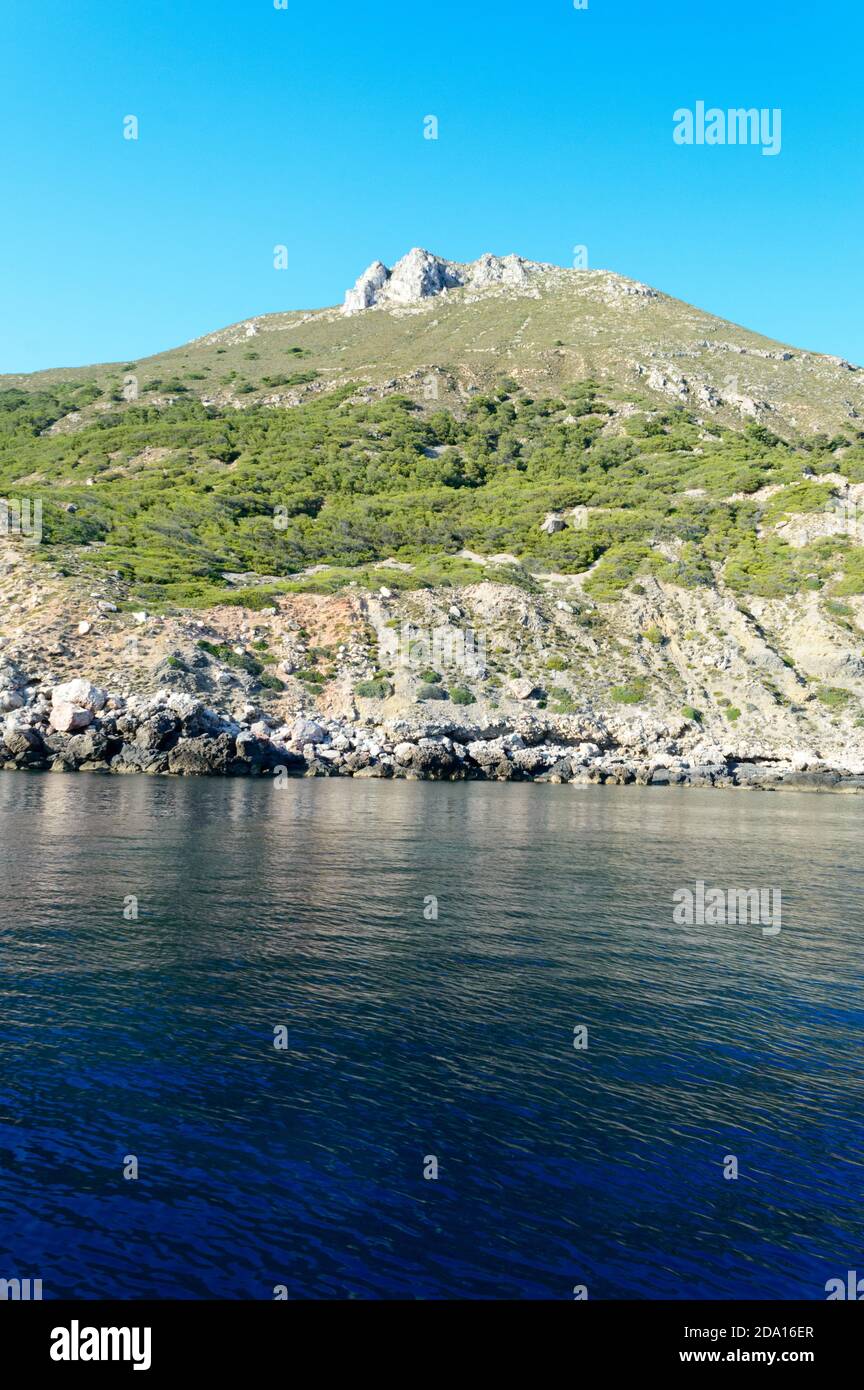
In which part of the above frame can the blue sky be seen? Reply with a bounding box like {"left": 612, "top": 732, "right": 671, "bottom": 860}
{"left": 2, "top": 0, "right": 861, "bottom": 373}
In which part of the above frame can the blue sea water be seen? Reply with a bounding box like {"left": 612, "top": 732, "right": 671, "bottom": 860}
{"left": 0, "top": 775, "right": 862, "bottom": 1299}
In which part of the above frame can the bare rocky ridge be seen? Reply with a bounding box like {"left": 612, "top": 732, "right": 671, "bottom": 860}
{"left": 343, "top": 248, "right": 547, "bottom": 314}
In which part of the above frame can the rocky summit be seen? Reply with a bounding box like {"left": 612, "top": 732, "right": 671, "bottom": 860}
{"left": 2, "top": 249, "right": 864, "bottom": 788}
{"left": 342, "top": 248, "right": 547, "bottom": 314}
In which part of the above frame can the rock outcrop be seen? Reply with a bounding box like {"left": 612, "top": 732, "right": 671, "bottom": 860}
{"left": 342, "top": 248, "right": 548, "bottom": 314}
{"left": 0, "top": 671, "right": 861, "bottom": 793}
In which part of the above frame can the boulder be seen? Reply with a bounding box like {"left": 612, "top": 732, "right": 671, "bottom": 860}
{"left": 52, "top": 678, "right": 107, "bottom": 712}
{"left": 3, "top": 726, "right": 45, "bottom": 764}
{"left": 62, "top": 728, "right": 112, "bottom": 768}
{"left": 167, "top": 734, "right": 235, "bottom": 776}
{"left": 233, "top": 731, "right": 303, "bottom": 774}
{"left": 50, "top": 702, "right": 93, "bottom": 733}
{"left": 399, "top": 742, "right": 459, "bottom": 778}
{"left": 466, "top": 738, "right": 511, "bottom": 766}
{"left": 508, "top": 678, "right": 539, "bottom": 701}
{"left": 291, "top": 718, "right": 327, "bottom": 746}
{"left": 134, "top": 711, "right": 180, "bottom": 752}
{"left": 535, "top": 757, "right": 573, "bottom": 783}
{"left": 111, "top": 745, "right": 169, "bottom": 775}
{"left": 511, "top": 747, "right": 553, "bottom": 776}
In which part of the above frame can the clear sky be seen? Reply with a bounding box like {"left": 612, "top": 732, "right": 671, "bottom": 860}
{"left": 2, "top": 0, "right": 862, "bottom": 373}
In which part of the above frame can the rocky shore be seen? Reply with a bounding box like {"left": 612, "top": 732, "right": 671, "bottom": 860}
{"left": 1, "top": 672, "right": 863, "bottom": 793}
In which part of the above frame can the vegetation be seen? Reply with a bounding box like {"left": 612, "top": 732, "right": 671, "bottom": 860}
{"left": 2, "top": 377, "right": 863, "bottom": 612}
{"left": 610, "top": 676, "right": 649, "bottom": 704}
{"left": 355, "top": 678, "right": 391, "bottom": 699}
{"left": 448, "top": 685, "right": 476, "bottom": 705}
{"left": 814, "top": 685, "right": 854, "bottom": 710}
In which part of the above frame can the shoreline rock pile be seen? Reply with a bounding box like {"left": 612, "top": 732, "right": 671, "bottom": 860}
{"left": 0, "top": 670, "right": 862, "bottom": 793}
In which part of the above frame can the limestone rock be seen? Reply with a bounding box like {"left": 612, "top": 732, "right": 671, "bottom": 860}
{"left": 343, "top": 260, "right": 391, "bottom": 315}
{"left": 341, "top": 248, "right": 547, "bottom": 315}
{"left": 50, "top": 702, "right": 93, "bottom": 733}
{"left": 291, "top": 718, "right": 327, "bottom": 746}
{"left": 52, "top": 678, "right": 107, "bottom": 712}
{"left": 509, "top": 678, "right": 539, "bottom": 701}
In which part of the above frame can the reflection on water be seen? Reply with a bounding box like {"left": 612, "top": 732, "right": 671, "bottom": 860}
{"left": 0, "top": 775, "right": 862, "bottom": 1298}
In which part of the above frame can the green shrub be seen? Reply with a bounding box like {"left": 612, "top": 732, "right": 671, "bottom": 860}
{"left": 448, "top": 685, "right": 476, "bottom": 705}
{"left": 355, "top": 679, "right": 392, "bottom": 699}
{"left": 815, "top": 685, "right": 853, "bottom": 709}
{"left": 196, "top": 639, "right": 262, "bottom": 676}
{"left": 610, "top": 676, "right": 648, "bottom": 704}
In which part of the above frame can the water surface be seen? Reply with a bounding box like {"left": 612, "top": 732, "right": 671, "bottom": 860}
{"left": 0, "top": 776, "right": 861, "bottom": 1298}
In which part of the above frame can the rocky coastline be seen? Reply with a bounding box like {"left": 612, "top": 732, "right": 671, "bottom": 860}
{"left": 1, "top": 675, "right": 862, "bottom": 793}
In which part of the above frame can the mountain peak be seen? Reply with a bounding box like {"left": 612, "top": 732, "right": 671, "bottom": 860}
{"left": 342, "top": 248, "right": 551, "bottom": 314}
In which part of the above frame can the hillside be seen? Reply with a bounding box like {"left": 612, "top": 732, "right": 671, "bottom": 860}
{"left": 4, "top": 250, "right": 862, "bottom": 435}
{"left": 2, "top": 250, "right": 864, "bottom": 785}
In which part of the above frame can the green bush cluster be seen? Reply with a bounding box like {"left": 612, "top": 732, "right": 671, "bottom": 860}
{"left": 1, "top": 379, "right": 863, "bottom": 612}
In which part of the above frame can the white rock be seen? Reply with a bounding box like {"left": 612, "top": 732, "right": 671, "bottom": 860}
{"left": 317, "top": 748, "right": 342, "bottom": 763}
{"left": 52, "top": 678, "right": 107, "bottom": 711}
{"left": 50, "top": 702, "right": 93, "bottom": 733}
{"left": 342, "top": 248, "right": 545, "bottom": 314}
{"left": 292, "top": 718, "right": 326, "bottom": 745}
{"left": 381, "top": 248, "right": 462, "bottom": 306}
{"left": 508, "top": 678, "right": 538, "bottom": 701}
{"left": 343, "top": 260, "right": 391, "bottom": 315}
